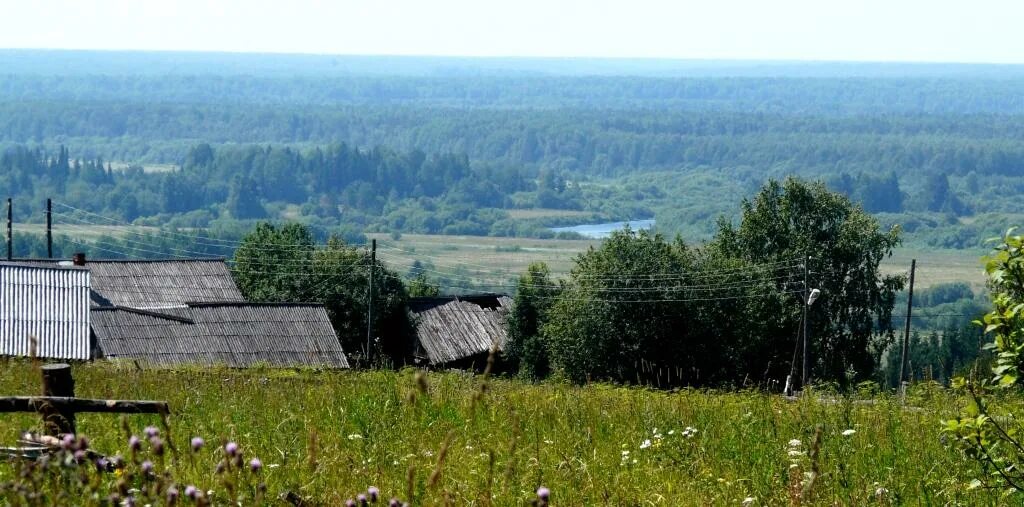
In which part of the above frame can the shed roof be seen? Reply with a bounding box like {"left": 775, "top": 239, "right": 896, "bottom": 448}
{"left": 91, "top": 302, "right": 349, "bottom": 368}
{"left": 6, "top": 258, "right": 244, "bottom": 308}
{"left": 408, "top": 294, "right": 512, "bottom": 365}
{"left": 0, "top": 264, "right": 91, "bottom": 360}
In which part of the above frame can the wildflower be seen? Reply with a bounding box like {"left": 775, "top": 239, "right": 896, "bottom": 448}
{"left": 543, "top": 439, "right": 554, "bottom": 445}
{"left": 842, "top": 429, "right": 856, "bottom": 437}
{"left": 668, "top": 430, "right": 675, "bottom": 435}
{"left": 347, "top": 434, "right": 364, "bottom": 440}
{"left": 390, "top": 499, "right": 400, "bottom": 507}
{"left": 150, "top": 437, "right": 164, "bottom": 456}
{"left": 788, "top": 439, "right": 801, "bottom": 447}
{"left": 742, "top": 497, "right": 755, "bottom": 506}
{"left": 95, "top": 457, "right": 109, "bottom": 472}
{"left": 787, "top": 450, "right": 804, "bottom": 457}
{"left": 128, "top": 435, "right": 142, "bottom": 452}
{"left": 144, "top": 426, "right": 159, "bottom": 438}
{"left": 73, "top": 449, "right": 86, "bottom": 463}
{"left": 215, "top": 461, "right": 226, "bottom": 474}
{"left": 357, "top": 493, "right": 368, "bottom": 506}
{"left": 141, "top": 460, "right": 154, "bottom": 474}
{"left": 537, "top": 486, "right": 550, "bottom": 502}
{"left": 184, "top": 485, "right": 198, "bottom": 500}
{"left": 60, "top": 434, "right": 75, "bottom": 450}
{"left": 367, "top": 487, "right": 380, "bottom": 502}
{"left": 639, "top": 439, "right": 652, "bottom": 449}
{"left": 224, "top": 441, "right": 239, "bottom": 457}
{"left": 345, "top": 500, "right": 356, "bottom": 507}
{"left": 167, "top": 486, "right": 179, "bottom": 503}
{"left": 875, "top": 486, "right": 889, "bottom": 499}
{"left": 249, "top": 458, "right": 262, "bottom": 472}
{"left": 190, "top": 437, "right": 205, "bottom": 452}
{"left": 122, "top": 495, "right": 136, "bottom": 507}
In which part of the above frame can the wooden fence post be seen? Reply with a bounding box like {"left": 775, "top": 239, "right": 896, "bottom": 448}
{"left": 41, "top": 363, "right": 75, "bottom": 435}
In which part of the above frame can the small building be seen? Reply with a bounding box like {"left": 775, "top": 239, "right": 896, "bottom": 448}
{"left": 90, "top": 302, "right": 349, "bottom": 368}
{"left": 408, "top": 294, "right": 512, "bottom": 369}
{"left": 0, "top": 263, "right": 92, "bottom": 360}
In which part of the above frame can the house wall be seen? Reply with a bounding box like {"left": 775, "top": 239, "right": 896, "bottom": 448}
{"left": 0, "top": 265, "right": 91, "bottom": 360}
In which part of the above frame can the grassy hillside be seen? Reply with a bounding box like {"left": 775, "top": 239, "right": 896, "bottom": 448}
{"left": 0, "top": 360, "right": 996, "bottom": 504}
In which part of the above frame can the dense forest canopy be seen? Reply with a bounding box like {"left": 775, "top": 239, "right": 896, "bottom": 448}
{"left": 1, "top": 50, "right": 1023, "bottom": 250}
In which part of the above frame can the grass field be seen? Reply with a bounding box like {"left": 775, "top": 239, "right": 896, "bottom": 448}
{"left": 370, "top": 233, "right": 987, "bottom": 291}
{"left": 0, "top": 360, "right": 999, "bottom": 505}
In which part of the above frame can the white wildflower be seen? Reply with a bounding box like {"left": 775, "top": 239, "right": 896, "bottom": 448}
{"left": 639, "top": 439, "right": 652, "bottom": 449}
{"left": 788, "top": 450, "right": 804, "bottom": 457}
{"left": 347, "top": 434, "right": 364, "bottom": 440}
{"left": 842, "top": 429, "right": 856, "bottom": 437}
{"left": 875, "top": 486, "right": 889, "bottom": 498}
{"left": 668, "top": 430, "right": 675, "bottom": 435}
{"left": 742, "top": 497, "right": 755, "bottom": 506}
{"left": 787, "top": 439, "right": 801, "bottom": 447}
{"left": 543, "top": 439, "right": 554, "bottom": 445}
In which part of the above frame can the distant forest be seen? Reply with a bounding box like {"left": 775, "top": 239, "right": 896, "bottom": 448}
{"left": 2, "top": 51, "right": 1024, "bottom": 248}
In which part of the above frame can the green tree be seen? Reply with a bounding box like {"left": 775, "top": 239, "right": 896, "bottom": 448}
{"left": 505, "top": 262, "right": 560, "bottom": 379}
{"left": 711, "top": 178, "right": 905, "bottom": 383}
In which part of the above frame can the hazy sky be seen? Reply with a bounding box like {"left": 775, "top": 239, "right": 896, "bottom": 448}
{"left": 1, "top": 0, "right": 1021, "bottom": 63}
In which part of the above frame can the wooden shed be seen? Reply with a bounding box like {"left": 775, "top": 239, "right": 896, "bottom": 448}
{"left": 408, "top": 294, "right": 512, "bottom": 369}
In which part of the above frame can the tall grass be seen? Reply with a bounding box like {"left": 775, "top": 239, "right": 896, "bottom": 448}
{"left": 0, "top": 360, "right": 1001, "bottom": 504}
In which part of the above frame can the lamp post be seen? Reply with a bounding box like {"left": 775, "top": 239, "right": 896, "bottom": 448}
{"left": 802, "top": 287, "right": 821, "bottom": 390}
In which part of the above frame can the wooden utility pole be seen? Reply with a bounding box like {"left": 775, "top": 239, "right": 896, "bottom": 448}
{"left": 801, "top": 255, "right": 810, "bottom": 388}
{"left": 365, "top": 238, "right": 376, "bottom": 364}
{"left": 46, "top": 198, "right": 53, "bottom": 259}
{"left": 5, "top": 197, "right": 11, "bottom": 260}
{"left": 898, "top": 259, "right": 917, "bottom": 388}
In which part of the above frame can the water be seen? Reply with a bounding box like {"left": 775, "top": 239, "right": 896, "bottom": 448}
{"left": 550, "top": 219, "right": 655, "bottom": 239}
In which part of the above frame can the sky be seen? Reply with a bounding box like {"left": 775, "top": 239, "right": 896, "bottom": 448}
{"left": 0, "top": 0, "right": 1022, "bottom": 64}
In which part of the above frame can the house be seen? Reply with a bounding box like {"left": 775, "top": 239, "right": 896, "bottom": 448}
{"left": 90, "top": 302, "right": 349, "bottom": 368}
{"left": 0, "top": 263, "right": 92, "bottom": 360}
{"left": 408, "top": 294, "right": 512, "bottom": 369}
{"left": 3, "top": 255, "right": 349, "bottom": 368}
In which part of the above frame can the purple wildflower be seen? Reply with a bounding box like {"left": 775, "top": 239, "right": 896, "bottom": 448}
{"left": 357, "top": 493, "right": 368, "bottom": 506}
{"left": 144, "top": 426, "right": 159, "bottom": 438}
{"left": 95, "top": 457, "right": 109, "bottom": 472}
{"left": 60, "top": 434, "right": 75, "bottom": 450}
{"left": 367, "top": 487, "right": 379, "bottom": 502}
{"left": 123, "top": 495, "right": 136, "bottom": 507}
{"left": 537, "top": 486, "right": 550, "bottom": 502}
{"left": 141, "top": 460, "right": 154, "bottom": 474}
{"left": 184, "top": 485, "right": 198, "bottom": 499}
{"left": 249, "top": 457, "right": 262, "bottom": 472}
{"left": 150, "top": 437, "right": 165, "bottom": 456}
{"left": 73, "top": 449, "right": 86, "bottom": 462}
{"left": 167, "top": 486, "right": 179, "bottom": 503}
{"left": 224, "top": 441, "right": 239, "bottom": 457}
{"left": 389, "top": 499, "right": 400, "bottom": 507}
{"left": 345, "top": 500, "right": 356, "bottom": 507}
{"left": 128, "top": 435, "right": 142, "bottom": 452}
{"left": 215, "top": 461, "right": 226, "bottom": 474}
{"left": 190, "top": 436, "right": 205, "bottom": 452}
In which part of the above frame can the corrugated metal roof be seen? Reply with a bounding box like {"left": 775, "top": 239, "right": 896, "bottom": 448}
{"left": 409, "top": 294, "right": 512, "bottom": 365}
{"left": 91, "top": 303, "right": 349, "bottom": 368}
{"left": 0, "top": 264, "right": 91, "bottom": 360}
{"left": 5, "top": 258, "right": 244, "bottom": 308}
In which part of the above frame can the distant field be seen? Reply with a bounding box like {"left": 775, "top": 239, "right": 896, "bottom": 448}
{"left": 15, "top": 223, "right": 158, "bottom": 240}
{"left": 505, "top": 208, "right": 598, "bottom": 220}
{"left": 371, "top": 233, "right": 987, "bottom": 291}
{"left": 109, "top": 161, "right": 178, "bottom": 173}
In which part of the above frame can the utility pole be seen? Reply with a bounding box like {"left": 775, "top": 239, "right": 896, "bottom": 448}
{"left": 898, "top": 259, "right": 917, "bottom": 389}
{"left": 801, "top": 255, "right": 810, "bottom": 389}
{"left": 46, "top": 198, "right": 53, "bottom": 259}
{"left": 6, "top": 198, "right": 12, "bottom": 261}
{"left": 365, "top": 238, "right": 376, "bottom": 365}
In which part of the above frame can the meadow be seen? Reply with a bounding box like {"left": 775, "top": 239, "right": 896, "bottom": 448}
{"left": 369, "top": 233, "right": 986, "bottom": 291}
{"left": 0, "top": 360, "right": 1001, "bottom": 505}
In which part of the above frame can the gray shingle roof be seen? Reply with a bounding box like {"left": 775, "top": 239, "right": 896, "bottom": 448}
{"left": 409, "top": 294, "right": 511, "bottom": 365}
{"left": 91, "top": 302, "right": 349, "bottom": 368}
{"left": 7, "top": 258, "right": 244, "bottom": 308}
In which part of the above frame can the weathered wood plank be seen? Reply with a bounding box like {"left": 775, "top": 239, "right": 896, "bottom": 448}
{"left": 0, "top": 397, "right": 169, "bottom": 414}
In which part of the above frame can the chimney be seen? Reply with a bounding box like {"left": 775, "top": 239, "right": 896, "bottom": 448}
{"left": 72, "top": 253, "right": 86, "bottom": 266}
